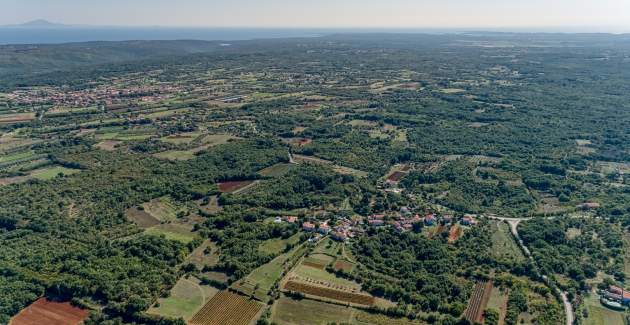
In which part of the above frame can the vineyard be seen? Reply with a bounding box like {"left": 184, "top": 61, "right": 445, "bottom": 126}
{"left": 189, "top": 291, "right": 262, "bottom": 325}
{"left": 464, "top": 280, "right": 493, "bottom": 323}
{"left": 283, "top": 281, "right": 375, "bottom": 306}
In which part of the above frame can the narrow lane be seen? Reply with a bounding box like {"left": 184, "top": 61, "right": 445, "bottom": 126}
{"left": 487, "top": 215, "right": 574, "bottom": 325}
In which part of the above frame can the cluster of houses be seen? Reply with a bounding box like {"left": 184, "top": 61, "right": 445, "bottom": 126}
{"left": 6, "top": 84, "right": 180, "bottom": 109}
{"left": 302, "top": 217, "right": 361, "bottom": 243}
{"left": 287, "top": 207, "right": 479, "bottom": 244}
{"left": 600, "top": 285, "right": 630, "bottom": 310}
{"left": 367, "top": 207, "right": 477, "bottom": 233}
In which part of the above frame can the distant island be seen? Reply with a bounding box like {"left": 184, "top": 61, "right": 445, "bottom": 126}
{"left": 2, "top": 19, "right": 68, "bottom": 28}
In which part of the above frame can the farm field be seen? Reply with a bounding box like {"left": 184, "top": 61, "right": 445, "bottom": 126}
{"left": 30, "top": 166, "right": 80, "bottom": 180}
{"left": 155, "top": 134, "right": 240, "bottom": 160}
{"left": 354, "top": 311, "right": 426, "bottom": 325}
{"left": 312, "top": 238, "right": 342, "bottom": 256}
{"left": 259, "top": 233, "right": 301, "bottom": 255}
{"left": 189, "top": 290, "right": 263, "bottom": 325}
{"left": 0, "top": 150, "right": 35, "bottom": 164}
{"left": 0, "top": 175, "right": 29, "bottom": 186}
{"left": 0, "top": 112, "right": 35, "bottom": 124}
{"left": 333, "top": 259, "right": 356, "bottom": 273}
{"left": 147, "top": 276, "right": 218, "bottom": 321}
{"left": 270, "top": 293, "right": 394, "bottom": 325}
{"left": 198, "top": 195, "right": 222, "bottom": 214}
{"left": 283, "top": 281, "right": 374, "bottom": 306}
{"left": 447, "top": 224, "right": 463, "bottom": 243}
{"left": 160, "top": 131, "right": 204, "bottom": 144}
{"left": 95, "top": 131, "right": 154, "bottom": 141}
{"left": 125, "top": 207, "right": 160, "bottom": 228}
{"left": 259, "top": 163, "right": 295, "bottom": 177}
{"left": 304, "top": 254, "right": 335, "bottom": 269}
{"left": 145, "top": 223, "right": 196, "bottom": 243}
{"left": 218, "top": 180, "right": 256, "bottom": 193}
{"left": 141, "top": 197, "right": 182, "bottom": 222}
{"left": 491, "top": 221, "right": 525, "bottom": 263}
{"left": 9, "top": 298, "right": 89, "bottom": 325}
{"left": 271, "top": 296, "right": 354, "bottom": 325}
{"left": 486, "top": 286, "right": 509, "bottom": 325}
{"left": 464, "top": 280, "right": 493, "bottom": 324}
{"left": 187, "top": 240, "right": 220, "bottom": 269}
{"left": 153, "top": 149, "right": 197, "bottom": 161}
{"left": 94, "top": 140, "right": 122, "bottom": 151}
{"left": 233, "top": 243, "right": 306, "bottom": 301}
{"left": 292, "top": 154, "right": 368, "bottom": 177}
{"left": 292, "top": 262, "right": 361, "bottom": 289}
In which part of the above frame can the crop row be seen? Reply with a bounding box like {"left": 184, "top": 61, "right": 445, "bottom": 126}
{"left": 284, "top": 280, "right": 374, "bottom": 306}
{"left": 190, "top": 290, "right": 262, "bottom": 325}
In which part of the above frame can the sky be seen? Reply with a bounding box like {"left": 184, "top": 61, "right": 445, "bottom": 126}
{"left": 2, "top": 0, "right": 630, "bottom": 32}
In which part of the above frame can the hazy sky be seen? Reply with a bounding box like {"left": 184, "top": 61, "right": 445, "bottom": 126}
{"left": 3, "top": 0, "right": 630, "bottom": 31}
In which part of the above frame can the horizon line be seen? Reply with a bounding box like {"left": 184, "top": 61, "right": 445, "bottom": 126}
{"left": 3, "top": 19, "right": 630, "bottom": 33}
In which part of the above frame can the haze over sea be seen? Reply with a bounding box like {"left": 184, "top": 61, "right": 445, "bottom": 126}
{"left": 1, "top": 25, "right": 622, "bottom": 45}
{"left": 0, "top": 27, "right": 335, "bottom": 45}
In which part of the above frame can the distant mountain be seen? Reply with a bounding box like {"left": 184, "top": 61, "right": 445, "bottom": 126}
{"left": 3, "top": 19, "right": 69, "bottom": 28}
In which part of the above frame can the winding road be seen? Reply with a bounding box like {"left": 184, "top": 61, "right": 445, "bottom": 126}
{"left": 487, "top": 215, "right": 575, "bottom": 325}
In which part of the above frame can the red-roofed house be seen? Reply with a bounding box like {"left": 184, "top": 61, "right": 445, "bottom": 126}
{"left": 284, "top": 216, "right": 298, "bottom": 223}
{"left": 303, "top": 222, "right": 316, "bottom": 232}
{"left": 318, "top": 223, "right": 331, "bottom": 234}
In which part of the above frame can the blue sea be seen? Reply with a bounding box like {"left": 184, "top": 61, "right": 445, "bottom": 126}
{"left": 0, "top": 27, "right": 335, "bottom": 45}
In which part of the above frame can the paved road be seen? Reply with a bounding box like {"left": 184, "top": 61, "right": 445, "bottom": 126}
{"left": 487, "top": 215, "right": 574, "bottom": 325}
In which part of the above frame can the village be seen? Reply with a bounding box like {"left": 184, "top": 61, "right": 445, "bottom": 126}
{"left": 270, "top": 206, "right": 478, "bottom": 245}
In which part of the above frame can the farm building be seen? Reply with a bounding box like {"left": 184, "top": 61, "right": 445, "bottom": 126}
{"left": 604, "top": 286, "right": 630, "bottom": 304}
{"left": 461, "top": 215, "right": 477, "bottom": 226}
{"left": 367, "top": 214, "right": 386, "bottom": 227}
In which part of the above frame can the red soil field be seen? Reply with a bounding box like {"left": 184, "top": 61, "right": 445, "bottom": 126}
{"left": 218, "top": 180, "right": 254, "bottom": 193}
{"left": 448, "top": 225, "right": 463, "bottom": 243}
{"left": 333, "top": 260, "right": 355, "bottom": 272}
{"left": 387, "top": 171, "right": 406, "bottom": 182}
{"left": 10, "top": 298, "right": 89, "bottom": 325}
{"left": 294, "top": 138, "right": 312, "bottom": 146}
